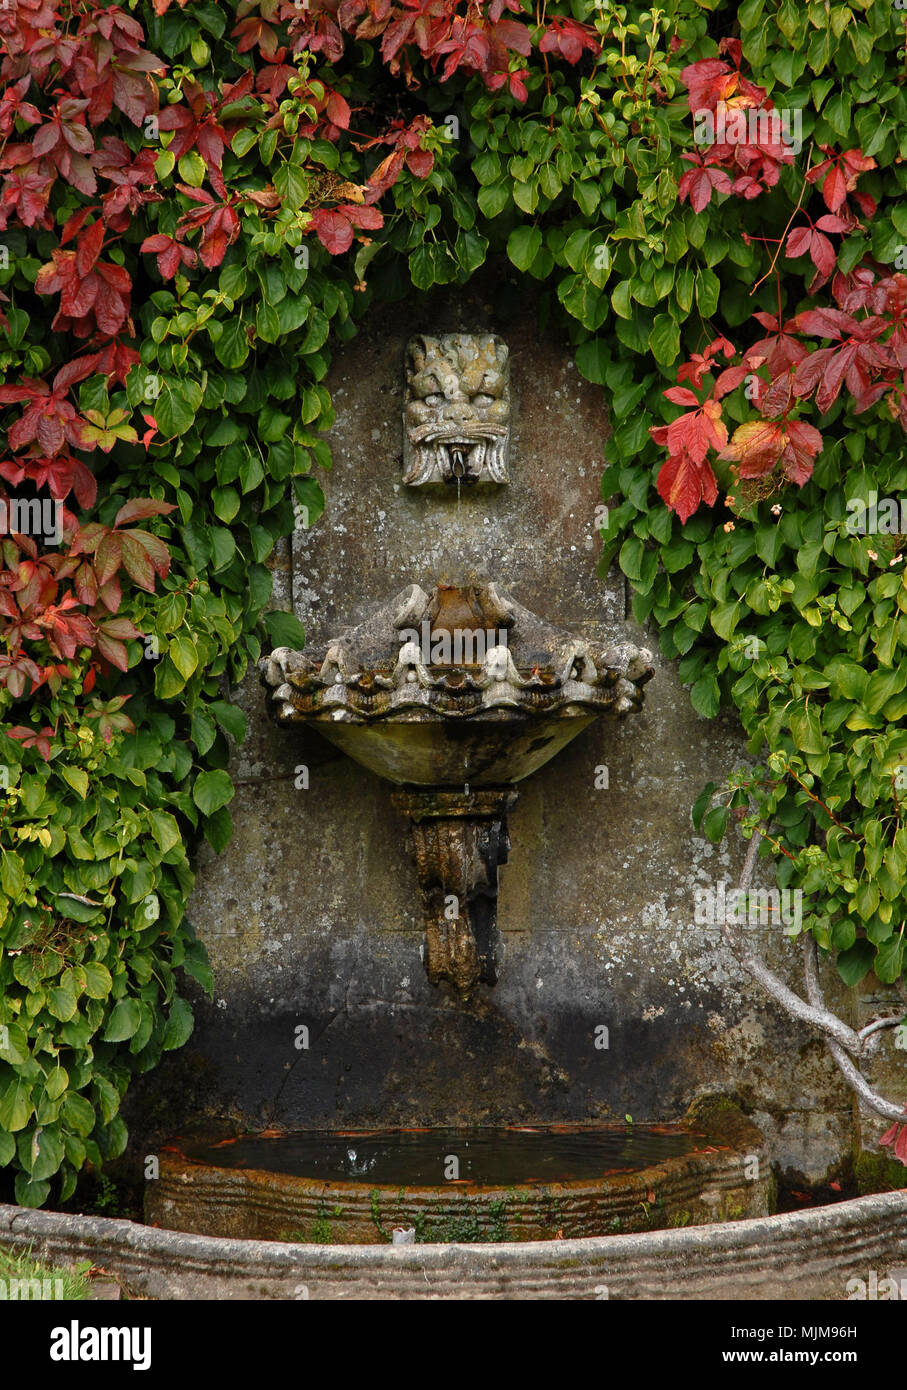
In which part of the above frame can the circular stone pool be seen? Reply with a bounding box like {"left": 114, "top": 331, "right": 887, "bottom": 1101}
{"left": 146, "top": 1101, "right": 771, "bottom": 1243}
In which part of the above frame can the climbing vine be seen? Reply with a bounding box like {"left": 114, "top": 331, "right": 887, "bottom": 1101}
{"left": 0, "top": 0, "right": 905, "bottom": 1206}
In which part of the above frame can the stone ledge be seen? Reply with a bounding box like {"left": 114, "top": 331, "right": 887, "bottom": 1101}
{"left": 1, "top": 1194, "right": 906, "bottom": 1300}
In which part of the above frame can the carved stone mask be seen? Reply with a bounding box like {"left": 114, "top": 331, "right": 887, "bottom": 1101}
{"left": 403, "top": 333, "right": 510, "bottom": 486}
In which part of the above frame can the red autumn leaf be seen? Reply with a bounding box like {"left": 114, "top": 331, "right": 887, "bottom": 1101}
{"left": 792, "top": 307, "right": 863, "bottom": 339}
{"left": 650, "top": 396, "right": 727, "bottom": 518}
{"left": 140, "top": 232, "right": 197, "bottom": 280}
{"left": 677, "top": 154, "right": 733, "bottom": 213}
{"left": 880, "top": 1119, "right": 907, "bottom": 1166}
{"left": 680, "top": 56, "right": 765, "bottom": 113}
{"left": 0, "top": 377, "right": 91, "bottom": 457}
{"left": 95, "top": 616, "right": 141, "bottom": 642}
{"left": 75, "top": 217, "right": 105, "bottom": 276}
{"left": 785, "top": 224, "right": 836, "bottom": 278}
{"left": 0, "top": 453, "right": 96, "bottom": 509}
{"left": 539, "top": 17, "right": 600, "bottom": 64}
{"left": 744, "top": 311, "right": 809, "bottom": 376}
{"left": 94, "top": 532, "right": 123, "bottom": 586}
{"left": 815, "top": 214, "right": 849, "bottom": 234}
{"left": 492, "top": 19, "right": 532, "bottom": 56}
{"left": 325, "top": 89, "right": 351, "bottom": 130}
{"left": 721, "top": 418, "right": 823, "bottom": 485}
{"left": 157, "top": 81, "right": 232, "bottom": 168}
{"left": 783, "top": 421, "right": 825, "bottom": 484}
{"left": 93, "top": 340, "right": 141, "bottom": 389}
{"left": 364, "top": 148, "right": 406, "bottom": 203}
{"left": 129, "top": 530, "right": 170, "bottom": 580}
{"left": 8, "top": 725, "right": 55, "bottom": 760}
{"left": 60, "top": 204, "right": 98, "bottom": 246}
{"left": 310, "top": 203, "right": 384, "bottom": 254}
{"left": 95, "top": 631, "right": 129, "bottom": 670}
{"left": 759, "top": 372, "right": 794, "bottom": 418}
{"left": 663, "top": 386, "right": 701, "bottom": 407}
{"left": 94, "top": 615, "right": 141, "bottom": 671}
{"left": 655, "top": 451, "right": 718, "bottom": 523}
{"left": 405, "top": 147, "right": 434, "bottom": 178}
{"left": 806, "top": 146, "right": 876, "bottom": 214}
{"left": 114, "top": 498, "right": 177, "bottom": 527}
{"left": 791, "top": 311, "right": 892, "bottom": 412}
{"left": 676, "top": 337, "right": 735, "bottom": 389}
{"left": 713, "top": 363, "right": 750, "bottom": 399}
{"left": 822, "top": 164, "right": 847, "bottom": 213}
{"left": 232, "top": 14, "right": 281, "bottom": 58}
{"left": 720, "top": 419, "right": 785, "bottom": 476}
{"left": 73, "top": 559, "right": 98, "bottom": 607}
{"left": 119, "top": 532, "right": 155, "bottom": 591}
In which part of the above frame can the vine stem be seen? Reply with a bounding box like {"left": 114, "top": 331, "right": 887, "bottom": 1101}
{"left": 788, "top": 767, "right": 859, "bottom": 838}
{"left": 750, "top": 144, "right": 814, "bottom": 296}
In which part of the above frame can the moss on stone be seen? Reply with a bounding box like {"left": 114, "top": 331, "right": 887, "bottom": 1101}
{"left": 853, "top": 1149, "right": 907, "bottom": 1196}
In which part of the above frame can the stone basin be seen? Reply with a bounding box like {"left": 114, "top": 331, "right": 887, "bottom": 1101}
{"left": 259, "top": 581, "right": 654, "bottom": 994}
{"left": 259, "top": 581, "right": 653, "bottom": 789}
{"left": 307, "top": 707, "right": 599, "bottom": 787}
{"left": 146, "top": 1101, "right": 769, "bottom": 1245}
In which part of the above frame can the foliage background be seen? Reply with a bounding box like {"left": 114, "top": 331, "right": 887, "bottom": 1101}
{"left": 0, "top": 0, "right": 905, "bottom": 1205}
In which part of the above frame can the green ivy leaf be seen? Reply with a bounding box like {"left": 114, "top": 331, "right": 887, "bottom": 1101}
{"left": 263, "top": 611, "right": 306, "bottom": 647}
{"left": 215, "top": 317, "right": 250, "bottom": 369}
{"left": 649, "top": 313, "right": 681, "bottom": 367}
{"left": 162, "top": 997, "right": 194, "bottom": 1051}
{"left": 703, "top": 806, "right": 728, "bottom": 844}
{"left": 103, "top": 999, "right": 142, "bottom": 1043}
{"left": 506, "top": 226, "right": 542, "bottom": 272}
{"left": 209, "top": 700, "right": 247, "bottom": 742}
{"left": 202, "top": 807, "right": 233, "bottom": 855}
{"left": 836, "top": 939, "right": 875, "bottom": 987}
{"left": 169, "top": 635, "right": 199, "bottom": 681}
{"left": 192, "top": 769, "right": 235, "bottom": 816}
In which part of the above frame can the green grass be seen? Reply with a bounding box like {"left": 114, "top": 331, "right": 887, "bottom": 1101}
{"left": 0, "top": 1244, "right": 92, "bottom": 1301}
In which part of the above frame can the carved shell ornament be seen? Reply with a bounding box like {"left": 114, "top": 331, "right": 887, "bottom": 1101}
{"left": 261, "top": 583, "right": 653, "bottom": 722}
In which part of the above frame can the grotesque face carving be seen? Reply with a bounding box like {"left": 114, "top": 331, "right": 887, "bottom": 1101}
{"left": 403, "top": 333, "right": 510, "bottom": 486}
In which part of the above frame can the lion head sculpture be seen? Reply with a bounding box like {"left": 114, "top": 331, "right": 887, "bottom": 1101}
{"left": 403, "top": 333, "right": 510, "bottom": 486}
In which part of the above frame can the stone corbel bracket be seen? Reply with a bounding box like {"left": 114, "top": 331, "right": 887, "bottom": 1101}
{"left": 392, "top": 788, "right": 518, "bottom": 995}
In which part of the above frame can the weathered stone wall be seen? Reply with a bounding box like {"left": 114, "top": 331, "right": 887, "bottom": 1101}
{"left": 131, "top": 275, "right": 862, "bottom": 1185}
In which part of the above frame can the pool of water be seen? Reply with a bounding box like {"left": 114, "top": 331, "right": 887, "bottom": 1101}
{"left": 183, "top": 1125, "right": 703, "bottom": 1187}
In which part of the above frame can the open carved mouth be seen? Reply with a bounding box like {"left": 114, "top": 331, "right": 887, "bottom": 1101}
{"left": 437, "top": 440, "right": 485, "bottom": 482}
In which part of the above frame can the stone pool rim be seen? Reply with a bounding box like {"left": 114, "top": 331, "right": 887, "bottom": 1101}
{"left": 1, "top": 1191, "right": 906, "bottom": 1299}
{"left": 145, "top": 1102, "right": 770, "bottom": 1243}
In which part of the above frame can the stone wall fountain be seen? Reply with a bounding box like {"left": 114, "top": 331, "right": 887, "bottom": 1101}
{"left": 143, "top": 321, "right": 785, "bottom": 1248}
{"left": 259, "top": 335, "right": 653, "bottom": 995}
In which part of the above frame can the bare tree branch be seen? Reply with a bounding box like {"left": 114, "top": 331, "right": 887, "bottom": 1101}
{"left": 720, "top": 833, "right": 863, "bottom": 1056}
{"left": 802, "top": 935, "right": 906, "bottom": 1125}
{"left": 717, "top": 825, "right": 906, "bottom": 1131}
